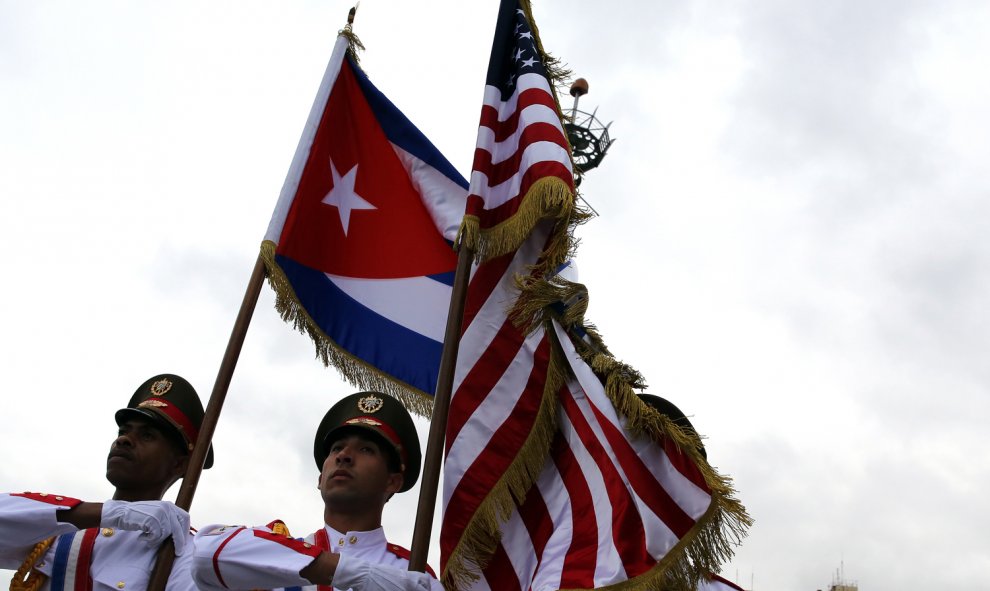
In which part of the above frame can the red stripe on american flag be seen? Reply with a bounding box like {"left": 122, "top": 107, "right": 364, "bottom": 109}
{"left": 479, "top": 88, "right": 560, "bottom": 143}
{"left": 460, "top": 249, "right": 517, "bottom": 334}
{"left": 472, "top": 123, "right": 571, "bottom": 185}
{"left": 549, "top": 436, "right": 598, "bottom": 589}
{"left": 467, "top": 161, "right": 573, "bottom": 225}
{"left": 663, "top": 436, "right": 712, "bottom": 492}
{"left": 560, "top": 389, "right": 654, "bottom": 578}
{"left": 444, "top": 319, "right": 527, "bottom": 455}
{"left": 483, "top": 543, "right": 523, "bottom": 591}
{"left": 588, "top": 390, "right": 699, "bottom": 537}
{"left": 517, "top": 483, "right": 554, "bottom": 568}
{"left": 440, "top": 336, "right": 553, "bottom": 558}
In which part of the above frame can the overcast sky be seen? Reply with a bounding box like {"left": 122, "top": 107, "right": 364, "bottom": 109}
{"left": 3, "top": 1, "right": 989, "bottom": 590}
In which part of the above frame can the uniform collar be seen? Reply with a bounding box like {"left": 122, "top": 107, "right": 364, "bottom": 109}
{"left": 323, "top": 524, "right": 386, "bottom": 551}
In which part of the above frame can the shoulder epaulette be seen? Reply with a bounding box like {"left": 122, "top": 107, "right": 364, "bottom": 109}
{"left": 385, "top": 543, "right": 437, "bottom": 578}
{"left": 11, "top": 493, "right": 82, "bottom": 507}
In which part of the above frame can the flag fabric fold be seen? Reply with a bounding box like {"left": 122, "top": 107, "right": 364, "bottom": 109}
{"left": 261, "top": 31, "right": 469, "bottom": 413}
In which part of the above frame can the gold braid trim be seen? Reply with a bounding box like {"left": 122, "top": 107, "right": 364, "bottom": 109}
{"left": 260, "top": 241, "right": 434, "bottom": 418}
{"left": 10, "top": 537, "right": 54, "bottom": 591}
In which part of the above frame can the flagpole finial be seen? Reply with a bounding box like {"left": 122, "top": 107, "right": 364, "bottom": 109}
{"left": 347, "top": 6, "right": 356, "bottom": 25}
{"left": 563, "top": 76, "right": 614, "bottom": 182}
{"left": 569, "top": 78, "right": 589, "bottom": 98}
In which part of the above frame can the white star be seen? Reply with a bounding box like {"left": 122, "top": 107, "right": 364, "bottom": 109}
{"left": 321, "top": 157, "right": 376, "bottom": 236}
{"left": 522, "top": 57, "right": 538, "bottom": 69}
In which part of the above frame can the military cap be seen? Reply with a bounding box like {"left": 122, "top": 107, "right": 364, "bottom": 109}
{"left": 115, "top": 373, "right": 214, "bottom": 469}
{"left": 638, "top": 394, "right": 706, "bottom": 460}
{"left": 313, "top": 392, "right": 421, "bottom": 492}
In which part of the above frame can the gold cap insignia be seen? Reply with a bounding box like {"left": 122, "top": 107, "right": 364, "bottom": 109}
{"left": 357, "top": 394, "right": 384, "bottom": 414}
{"left": 150, "top": 378, "right": 173, "bottom": 397}
{"left": 138, "top": 399, "right": 169, "bottom": 409}
{"left": 345, "top": 417, "right": 383, "bottom": 427}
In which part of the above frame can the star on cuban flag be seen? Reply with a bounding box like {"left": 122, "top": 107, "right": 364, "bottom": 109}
{"left": 262, "top": 34, "right": 468, "bottom": 403}
{"left": 321, "top": 158, "right": 376, "bottom": 236}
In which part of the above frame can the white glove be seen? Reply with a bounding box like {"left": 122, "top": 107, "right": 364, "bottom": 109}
{"left": 100, "top": 500, "right": 191, "bottom": 556}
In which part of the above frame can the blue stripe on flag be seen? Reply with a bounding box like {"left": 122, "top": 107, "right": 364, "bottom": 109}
{"left": 427, "top": 271, "right": 456, "bottom": 287}
{"left": 50, "top": 532, "right": 74, "bottom": 591}
{"left": 347, "top": 54, "right": 468, "bottom": 189}
{"left": 277, "top": 254, "right": 444, "bottom": 395}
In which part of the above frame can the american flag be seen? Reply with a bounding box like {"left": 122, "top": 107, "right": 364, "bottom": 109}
{"left": 441, "top": 246, "right": 748, "bottom": 590}
{"left": 461, "top": 0, "right": 575, "bottom": 262}
{"left": 439, "top": 1, "right": 749, "bottom": 589}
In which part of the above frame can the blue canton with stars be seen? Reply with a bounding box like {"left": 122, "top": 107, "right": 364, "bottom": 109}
{"left": 486, "top": 3, "right": 549, "bottom": 101}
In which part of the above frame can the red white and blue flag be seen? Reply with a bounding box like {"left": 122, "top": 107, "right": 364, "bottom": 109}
{"left": 440, "top": 1, "right": 748, "bottom": 589}
{"left": 460, "top": 0, "right": 575, "bottom": 261}
{"left": 262, "top": 34, "right": 468, "bottom": 404}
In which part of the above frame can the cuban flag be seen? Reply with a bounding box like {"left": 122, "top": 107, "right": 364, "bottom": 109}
{"left": 262, "top": 34, "right": 468, "bottom": 406}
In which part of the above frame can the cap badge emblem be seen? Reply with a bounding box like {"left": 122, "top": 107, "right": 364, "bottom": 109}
{"left": 346, "top": 417, "right": 383, "bottom": 427}
{"left": 139, "top": 399, "right": 168, "bottom": 409}
{"left": 357, "top": 394, "right": 384, "bottom": 414}
{"left": 150, "top": 378, "right": 173, "bottom": 396}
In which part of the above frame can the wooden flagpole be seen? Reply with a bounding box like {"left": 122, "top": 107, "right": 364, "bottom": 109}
{"left": 146, "top": 253, "right": 268, "bottom": 591}
{"left": 407, "top": 242, "right": 475, "bottom": 572}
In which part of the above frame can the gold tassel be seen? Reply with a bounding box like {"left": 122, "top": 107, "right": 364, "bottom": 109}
{"left": 338, "top": 6, "right": 365, "bottom": 66}
{"left": 10, "top": 537, "right": 54, "bottom": 591}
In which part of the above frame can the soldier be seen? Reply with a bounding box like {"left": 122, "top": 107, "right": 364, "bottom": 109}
{"left": 0, "top": 373, "right": 214, "bottom": 591}
{"left": 192, "top": 392, "right": 442, "bottom": 591}
{"left": 639, "top": 393, "right": 707, "bottom": 460}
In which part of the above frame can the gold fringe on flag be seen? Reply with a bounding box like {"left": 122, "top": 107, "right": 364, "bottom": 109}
{"left": 577, "top": 348, "right": 752, "bottom": 591}
{"left": 260, "top": 241, "right": 434, "bottom": 418}
{"left": 446, "top": 0, "right": 750, "bottom": 586}
{"left": 445, "top": 261, "right": 752, "bottom": 590}
{"left": 458, "top": 177, "right": 578, "bottom": 264}
{"left": 456, "top": 0, "right": 583, "bottom": 265}
{"left": 441, "top": 332, "right": 571, "bottom": 590}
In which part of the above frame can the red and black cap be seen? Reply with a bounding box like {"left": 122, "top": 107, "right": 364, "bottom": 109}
{"left": 638, "top": 394, "right": 707, "bottom": 460}
{"left": 313, "top": 392, "right": 421, "bottom": 492}
{"left": 115, "top": 374, "right": 214, "bottom": 469}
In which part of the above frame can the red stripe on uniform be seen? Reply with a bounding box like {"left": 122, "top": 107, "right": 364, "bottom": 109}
{"left": 74, "top": 529, "right": 99, "bottom": 591}
{"left": 212, "top": 527, "right": 246, "bottom": 589}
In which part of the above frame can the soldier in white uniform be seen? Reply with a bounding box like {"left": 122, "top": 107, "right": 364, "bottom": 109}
{"left": 0, "top": 373, "right": 214, "bottom": 591}
{"left": 192, "top": 392, "right": 442, "bottom": 591}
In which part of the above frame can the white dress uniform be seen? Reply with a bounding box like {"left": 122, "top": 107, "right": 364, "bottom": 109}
{"left": 192, "top": 521, "right": 443, "bottom": 591}
{"left": 0, "top": 492, "right": 195, "bottom": 591}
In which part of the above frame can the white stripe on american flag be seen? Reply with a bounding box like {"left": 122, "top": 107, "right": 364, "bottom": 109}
{"left": 468, "top": 70, "right": 573, "bottom": 217}
{"left": 447, "top": 318, "right": 717, "bottom": 590}
{"left": 468, "top": 141, "right": 573, "bottom": 211}
{"left": 441, "top": 228, "right": 555, "bottom": 572}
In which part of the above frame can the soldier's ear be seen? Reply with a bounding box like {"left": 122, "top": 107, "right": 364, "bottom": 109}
{"left": 385, "top": 472, "right": 403, "bottom": 497}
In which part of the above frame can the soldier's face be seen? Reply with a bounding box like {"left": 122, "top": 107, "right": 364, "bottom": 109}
{"left": 319, "top": 433, "right": 403, "bottom": 509}
{"left": 106, "top": 418, "right": 187, "bottom": 500}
